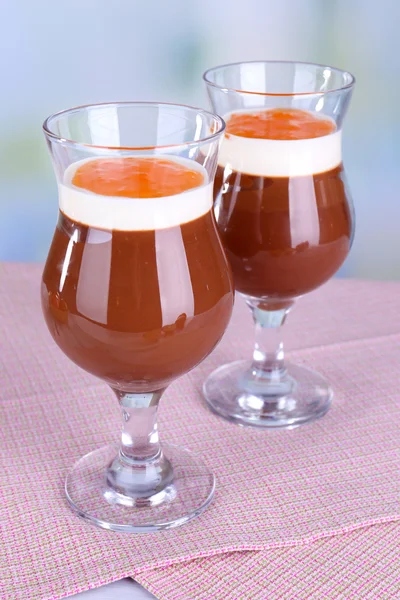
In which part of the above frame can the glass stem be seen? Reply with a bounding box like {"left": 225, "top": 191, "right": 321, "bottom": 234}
{"left": 105, "top": 388, "right": 174, "bottom": 504}
{"left": 115, "top": 389, "right": 163, "bottom": 463}
{"left": 250, "top": 305, "right": 291, "bottom": 379}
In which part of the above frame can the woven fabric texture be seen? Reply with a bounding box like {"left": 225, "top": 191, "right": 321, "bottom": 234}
{"left": 1, "top": 263, "right": 400, "bottom": 599}
{"left": 137, "top": 522, "right": 400, "bottom": 599}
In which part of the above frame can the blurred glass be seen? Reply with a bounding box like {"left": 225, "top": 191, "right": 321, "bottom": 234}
{"left": 1, "top": 0, "right": 399, "bottom": 279}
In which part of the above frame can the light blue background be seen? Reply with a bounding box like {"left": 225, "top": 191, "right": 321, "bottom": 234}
{"left": 1, "top": 0, "right": 399, "bottom": 280}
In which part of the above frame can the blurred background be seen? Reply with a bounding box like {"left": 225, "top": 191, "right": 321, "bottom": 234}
{"left": 1, "top": 0, "right": 399, "bottom": 279}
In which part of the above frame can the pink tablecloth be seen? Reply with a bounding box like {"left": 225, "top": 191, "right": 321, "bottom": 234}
{"left": 1, "top": 263, "right": 399, "bottom": 600}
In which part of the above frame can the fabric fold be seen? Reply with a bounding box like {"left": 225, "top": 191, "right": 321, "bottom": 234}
{"left": 136, "top": 522, "right": 400, "bottom": 600}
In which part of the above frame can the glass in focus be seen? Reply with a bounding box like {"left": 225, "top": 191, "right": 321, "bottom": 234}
{"left": 203, "top": 61, "right": 355, "bottom": 428}
{"left": 42, "top": 102, "right": 233, "bottom": 531}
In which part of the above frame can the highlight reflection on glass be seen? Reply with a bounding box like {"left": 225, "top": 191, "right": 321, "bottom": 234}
{"left": 41, "top": 102, "right": 233, "bottom": 532}
{"left": 203, "top": 61, "right": 355, "bottom": 428}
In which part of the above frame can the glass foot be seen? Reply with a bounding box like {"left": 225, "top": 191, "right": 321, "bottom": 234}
{"left": 65, "top": 443, "right": 215, "bottom": 532}
{"left": 203, "top": 360, "right": 333, "bottom": 429}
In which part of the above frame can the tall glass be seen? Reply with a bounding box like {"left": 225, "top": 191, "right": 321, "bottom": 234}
{"left": 42, "top": 102, "right": 233, "bottom": 531}
{"left": 203, "top": 61, "right": 355, "bottom": 428}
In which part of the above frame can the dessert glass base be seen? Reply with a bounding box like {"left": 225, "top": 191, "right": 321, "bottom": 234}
{"left": 203, "top": 360, "right": 333, "bottom": 429}
{"left": 65, "top": 443, "right": 215, "bottom": 533}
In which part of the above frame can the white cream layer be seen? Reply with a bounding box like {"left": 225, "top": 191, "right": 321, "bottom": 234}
{"left": 59, "top": 156, "right": 212, "bottom": 231}
{"left": 219, "top": 112, "right": 342, "bottom": 178}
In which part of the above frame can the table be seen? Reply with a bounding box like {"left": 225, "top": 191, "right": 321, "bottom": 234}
{"left": 70, "top": 579, "right": 155, "bottom": 599}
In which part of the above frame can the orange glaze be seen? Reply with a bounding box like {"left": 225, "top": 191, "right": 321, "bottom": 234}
{"left": 72, "top": 157, "right": 204, "bottom": 198}
{"left": 225, "top": 108, "right": 336, "bottom": 140}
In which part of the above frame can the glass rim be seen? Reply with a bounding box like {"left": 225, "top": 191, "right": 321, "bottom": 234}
{"left": 203, "top": 60, "right": 356, "bottom": 97}
{"left": 43, "top": 101, "right": 226, "bottom": 151}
